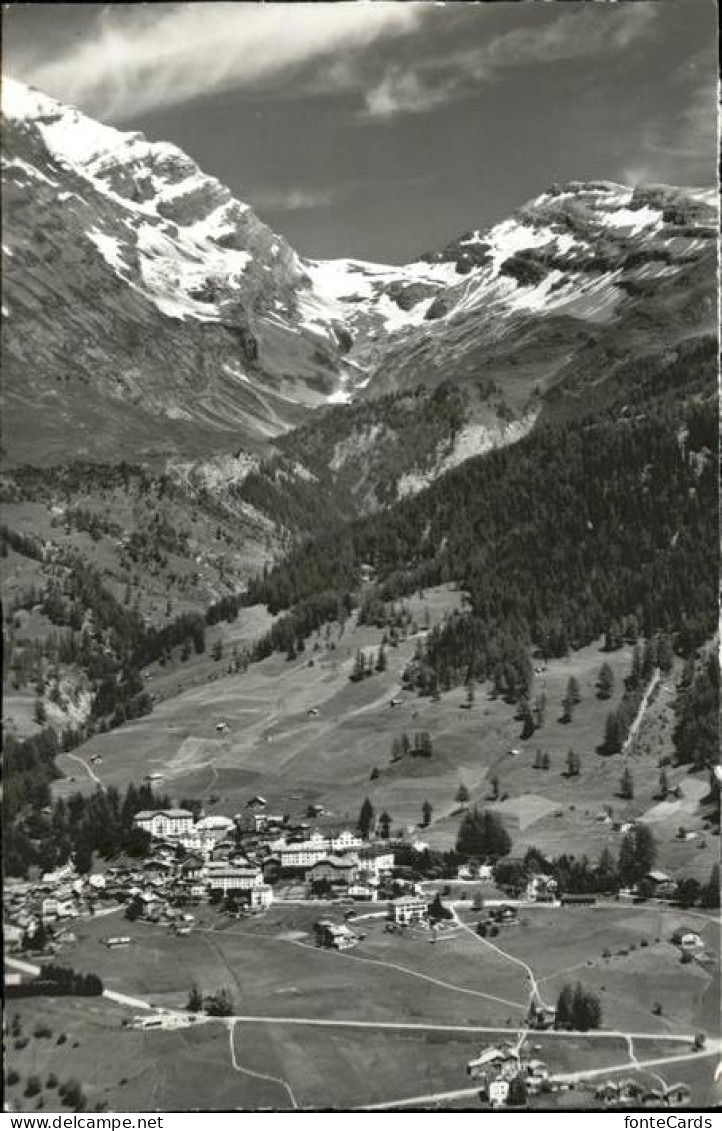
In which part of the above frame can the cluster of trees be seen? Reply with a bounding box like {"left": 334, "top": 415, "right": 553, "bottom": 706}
{"left": 38, "top": 964, "right": 103, "bottom": 996}
{"left": 5, "top": 782, "right": 166, "bottom": 878}
{"left": 555, "top": 982, "right": 602, "bottom": 1031}
{"left": 350, "top": 646, "right": 386, "bottom": 682}
{"left": 673, "top": 652, "right": 719, "bottom": 770}
{"left": 602, "top": 636, "right": 673, "bottom": 755}
{"left": 8, "top": 964, "right": 104, "bottom": 998}
{"left": 1, "top": 524, "right": 45, "bottom": 561}
{"left": 456, "top": 807, "right": 512, "bottom": 861}
{"left": 186, "top": 984, "right": 234, "bottom": 1016}
{"left": 391, "top": 732, "right": 433, "bottom": 761}
{"left": 242, "top": 399, "right": 716, "bottom": 700}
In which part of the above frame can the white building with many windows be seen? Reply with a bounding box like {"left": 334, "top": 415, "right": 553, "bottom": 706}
{"left": 133, "top": 809, "right": 195, "bottom": 839}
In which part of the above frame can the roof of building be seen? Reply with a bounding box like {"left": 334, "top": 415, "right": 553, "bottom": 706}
{"left": 134, "top": 809, "right": 194, "bottom": 820}
{"left": 311, "top": 855, "right": 358, "bottom": 870}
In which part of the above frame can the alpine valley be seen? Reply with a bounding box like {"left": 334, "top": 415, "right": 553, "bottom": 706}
{"left": 2, "top": 81, "right": 720, "bottom": 1109}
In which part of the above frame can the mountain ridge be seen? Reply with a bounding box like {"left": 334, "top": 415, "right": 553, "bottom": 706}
{"left": 2, "top": 78, "right": 717, "bottom": 470}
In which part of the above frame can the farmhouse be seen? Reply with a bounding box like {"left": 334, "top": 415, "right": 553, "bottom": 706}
{"left": 388, "top": 895, "right": 428, "bottom": 925}
{"left": 315, "top": 919, "right": 358, "bottom": 950}
{"left": 134, "top": 809, "right": 195, "bottom": 839}
{"left": 489, "top": 1078, "right": 510, "bottom": 1107}
{"left": 680, "top": 932, "right": 703, "bottom": 950}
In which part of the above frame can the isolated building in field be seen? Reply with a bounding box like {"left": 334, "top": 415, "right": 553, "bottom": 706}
{"left": 388, "top": 895, "right": 428, "bottom": 925}
{"left": 314, "top": 919, "right": 357, "bottom": 950}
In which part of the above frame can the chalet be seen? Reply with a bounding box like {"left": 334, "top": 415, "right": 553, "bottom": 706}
{"left": 526, "top": 874, "right": 558, "bottom": 902}
{"left": 647, "top": 871, "right": 677, "bottom": 899}
{"left": 181, "top": 855, "right": 205, "bottom": 881}
{"left": 664, "top": 1083, "right": 691, "bottom": 1107}
{"left": 247, "top": 796, "right": 267, "bottom": 809}
{"left": 348, "top": 882, "right": 378, "bottom": 901}
{"left": 248, "top": 884, "right": 273, "bottom": 911}
{"left": 262, "top": 856, "right": 281, "bottom": 883}
{"left": 642, "top": 1089, "right": 664, "bottom": 1108}
{"left": 134, "top": 809, "right": 194, "bottom": 839}
{"left": 314, "top": 919, "right": 357, "bottom": 950}
{"left": 490, "top": 904, "right": 518, "bottom": 923}
{"left": 489, "top": 1079, "right": 510, "bottom": 1107}
{"left": 358, "top": 847, "right": 395, "bottom": 875}
{"left": 330, "top": 829, "right": 364, "bottom": 852}
{"left": 679, "top": 932, "right": 703, "bottom": 951}
{"left": 388, "top": 895, "right": 428, "bottom": 925}
{"left": 3, "top": 924, "right": 23, "bottom": 952}
{"left": 195, "top": 815, "right": 235, "bottom": 839}
{"left": 468, "top": 1047, "right": 515, "bottom": 1077}
{"left": 105, "top": 936, "right": 131, "bottom": 948}
{"left": 308, "top": 857, "right": 359, "bottom": 886}
{"left": 527, "top": 1003, "right": 556, "bottom": 1030}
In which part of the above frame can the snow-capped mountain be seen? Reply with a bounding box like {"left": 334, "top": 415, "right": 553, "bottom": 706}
{"left": 1, "top": 79, "right": 348, "bottom": 464}
{"left": 2, "top": 78, "right": 717, "bottom": 465}
{"left": 302, "top": 179, "right": 717, "bottom": 404}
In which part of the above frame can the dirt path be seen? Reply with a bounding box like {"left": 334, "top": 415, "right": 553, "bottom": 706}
{"left": 623, "top": 668, "right": 661, "bottom": 754}
{"left": 64, "top": 750, "right": 103, "bottom": 786}
{"left": 197, "top": 923, "right": 526, "bottom": 1011}
{"left": 454, "top": 914, "right": 554, "bottom": 1013}
{"left": 227, "top": 1020, "right": 298, "bottom": 1109}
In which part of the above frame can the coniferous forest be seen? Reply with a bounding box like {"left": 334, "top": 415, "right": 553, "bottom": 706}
{"left": 247, "top": 389, "right": 716, "bottom": 708}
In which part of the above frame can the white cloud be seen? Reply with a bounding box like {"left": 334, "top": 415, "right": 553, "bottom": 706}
{"left": 16, "top": 2, "right": 430, "bottom": 121}
{"left": 364, "top": 67, "right": 453, "bottom": 120}
{"left": 253, "top": 186, "right": 343, "bottom": 212}
{"left": 363, "top": 3, "right": 658, "bottom": 120}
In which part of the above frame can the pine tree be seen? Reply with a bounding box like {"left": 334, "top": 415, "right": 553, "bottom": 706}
{"left": 375, "top": 645, "right": 387, "bottom": 673}
{"left": 533, "top": 693, "right": 546, "bottom": 729}
{"left": 541, "top": 752, "right": 550, "bottom": 771}
{"left": 597, "top": 662, "right": 615, "bottom": 700}
{"left": 489, "top": 775, "right": 500, "bottom": 800}
{"left": 186, "top": 983, "right": 203, "bottom": 1012}
{"left": 620, "top": 766, "right": 634, "bottom": 800}
{"left": 357, "top": 797, "right": 375, "bottom": 838}
{"left": 634, "top": 824, "right": 657, "bottom": 876}
{"left": 659, "top": 769, "right": 669, "bottom": 798}
{"left": 378, "top": 810, "right": 391, "bottom": 839}
{"left": 604, "top": 711, "right": 622, "bottom": 754}
{"left": 618, "top": 830, "right": 637, "bottom": 887}
{"left": 700, "top": 864, "right": 720, "bottom": 909}
{"left": 567, "top": 676, "right": 581, "bottom": 706}
{"left": 555, "top": 983, "right": 574, "bottom": 1029}
{"left": 465, "top": 680, "right": 475, "bottom": 708}
{"left": 421, "top": 800, "right": 433, "bottom": 828}
{"left": 455, "top": 782, "right": 470, "bottom": 806}
{"left": 350, "top": 650, "right": 366, "bottom": 683}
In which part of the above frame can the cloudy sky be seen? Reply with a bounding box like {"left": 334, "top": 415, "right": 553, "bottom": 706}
{"left": 3, "top": 1, "right": 717, "bottom": 261}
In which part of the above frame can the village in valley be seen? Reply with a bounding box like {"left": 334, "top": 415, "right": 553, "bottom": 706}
{"left": 2, "top": 1, "right": 720, "bottom": 1114}
{"left": 4, "top": 689, "right": 720, "bottom": 1113}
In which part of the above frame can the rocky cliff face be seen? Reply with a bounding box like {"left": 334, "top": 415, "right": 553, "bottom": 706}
{"left": 2, "top": 80, "right": 717, "bottom": 467}
{"left": 1, "top": 79, "right": 346, "bottom": 465}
